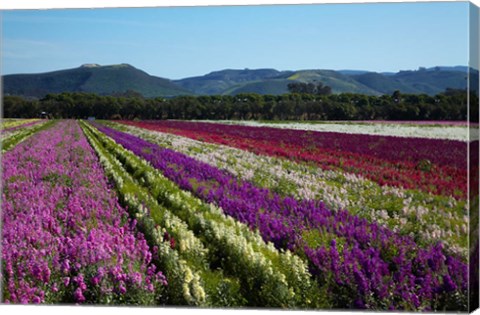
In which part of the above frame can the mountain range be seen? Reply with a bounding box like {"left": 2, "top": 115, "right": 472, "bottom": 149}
{"left": 3, "top": 63, "right": 477, "bottom": 98}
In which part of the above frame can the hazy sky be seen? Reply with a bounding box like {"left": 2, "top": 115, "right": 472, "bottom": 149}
{"left": 1, "top": 2, "right": 470, "bottom": 79}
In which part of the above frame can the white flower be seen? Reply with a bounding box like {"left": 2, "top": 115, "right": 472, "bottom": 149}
{"left": 196, "top": 120, "right": 470, "bottom": 141}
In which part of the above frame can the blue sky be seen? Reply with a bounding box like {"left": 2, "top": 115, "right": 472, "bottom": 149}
{"left": 1, "top": 2, "right": 470, "bottom": 79}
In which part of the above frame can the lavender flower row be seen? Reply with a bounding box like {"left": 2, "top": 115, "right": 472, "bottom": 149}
{"left": 2, "top": 121, "right": 166, "bottom": 304}
{"left": 96, "top": 123, "right": 467, "bottom": 311}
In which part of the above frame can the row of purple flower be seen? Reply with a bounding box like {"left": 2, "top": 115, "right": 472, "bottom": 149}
{"left": 2, "top": 121, "right": 166, "bottom": 304}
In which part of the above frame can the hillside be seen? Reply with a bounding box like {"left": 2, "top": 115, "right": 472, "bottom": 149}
{"left": 222, "top": 70, "right": 381, "bottom": 95}
{"left": 3, "top": 64, "right": 191, "bottom": 98}
{"left": 351, "top": 72, "right": 422, "bottom": 94}
{"left": 174, "top": 68, "right": 286, "bottom": 95}
{"left": 391, "top": 69, "right": 469, "bottom": 95}
{"left": 177, "top": 67, "right": 474, "bottom": 96}
{"left": 281, "top": 70, "right": 382, "bottom": 95}
{"left": 3, "top": 64, "right": 477, "bottom": 98}
{"left": 223, "top": 79, "right": 292, "bottom": 95}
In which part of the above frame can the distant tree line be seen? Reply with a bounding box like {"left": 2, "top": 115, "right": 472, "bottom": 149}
{"left": 287, "top": 82, "right": 332, "bottom": 95}
{"left": 3, "top": 88, "right": 478, "bottom": 122}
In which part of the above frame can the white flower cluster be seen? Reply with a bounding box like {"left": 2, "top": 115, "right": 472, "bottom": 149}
{"left": 81, "top": 121, "right": 208, "bottom": 306}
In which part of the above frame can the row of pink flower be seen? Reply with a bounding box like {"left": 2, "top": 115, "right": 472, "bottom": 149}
{"left": 2, "top": 120, "right": 166, "bottom": 304}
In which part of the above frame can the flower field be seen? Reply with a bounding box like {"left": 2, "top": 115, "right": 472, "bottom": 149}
{"left": 2, "top": 119, "right": 476, "bottom": 311}
{"left": 2, "top": 121, "right": 166, "bottom": 304}
{"left": 119, "top": 120, "right": 472, "bottom": 198}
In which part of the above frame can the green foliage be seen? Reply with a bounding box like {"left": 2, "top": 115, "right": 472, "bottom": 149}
{"left": 416, "top": 159, "right": 433, "bottom": 172}
{"left": 4, "top": 87, "right": 476, "bottom": 121}
{"left": 42, "top": 172, "right": 73, "bottom": 188}
{"left": 287, "top": 82, "right": 332, "bottom": 95}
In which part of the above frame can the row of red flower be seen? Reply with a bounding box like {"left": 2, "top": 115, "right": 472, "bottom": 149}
{"left": 120, "top": 120, "right": 469, "bottom": 199}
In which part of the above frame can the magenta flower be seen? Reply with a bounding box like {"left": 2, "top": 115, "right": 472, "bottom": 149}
{"left": 74, "top": 288, "right": 86, "bottom": 303}
{"left": 2, "top": 121, "right": 166, "bottom": 304}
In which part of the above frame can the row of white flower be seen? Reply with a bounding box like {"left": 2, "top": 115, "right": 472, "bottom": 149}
{"left": 1, "top": 120, "right": 51, "bottom": 153}
{"left": 82, "top": 122, "right": 208, "bottom": 305}
{"left": 81, "top": 121, "right": 320, "bottom": 308}
{"left": 193, "top": 120, "right": 475, "bottom": 141}
{"left": 108, "top": 122, "right": 468, "bottom": 258}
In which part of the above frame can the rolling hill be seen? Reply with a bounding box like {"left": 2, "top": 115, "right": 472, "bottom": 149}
{"left": 221, "top": 70, "right": 382, "bottom": 95}
{"left": 173, "top": 68, "right": 287, "bottom": 95}
{"left": 176, "top": 67, "right": 475, "bottom": 96}
{"left": 3, "top": 63, "right": 191, "bottom": 98}
{"left": 3, "top": 64, "right": 477, "bottom": 98}
{"left": 391, "top": 69, "right": 469, "bottom": 95}
{"left": 350, "top": 72, "right": 423, "bottom": 94}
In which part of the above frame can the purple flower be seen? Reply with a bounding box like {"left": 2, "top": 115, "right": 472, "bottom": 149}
{"left": 155, "top": 272, "right": 167, "bottom": 286}
{"left": 63, "top": 277, "right": 70, "bottom": 287}
{"left": 118, "top": 281, "right": 127, "bottom": 295}
{"left": 43, "top": 267, "right": 51, "bottom": 283}
{"left": 147, "top": 283, "right": 154, "bottom": 292}
{"left": 2, "top": 121, "right": 165, "bottom": 305}
{"left": 74, "top": 287, "right": 86, "bottom": 303}
{"left": 61, "top": 260, "right": 71, "bottom": 274}
{"left": 443, "top": 274, "right": 457, "bottom": 292}
{"left": 353, "top": 298, "right": 366, "bottom": 309}
{"left": 91, "top": 275, "right": 101, "bottom": 286}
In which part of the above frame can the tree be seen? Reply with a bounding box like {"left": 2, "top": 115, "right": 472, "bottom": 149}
{"left": 287, "top": 82, "right": 332, "bottom": 95}
{"left": 392, "top": 90, "right": 401, "bottom": 104}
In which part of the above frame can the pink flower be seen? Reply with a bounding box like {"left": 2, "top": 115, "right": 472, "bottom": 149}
{"left": 63, "top": 277, "right": 70, "bottom": 287}
{"left": 74, "top": 287, "right": 85, "bottom": 303}
{"left": 118, "top": 283, "right": 127, "bottom": 295}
